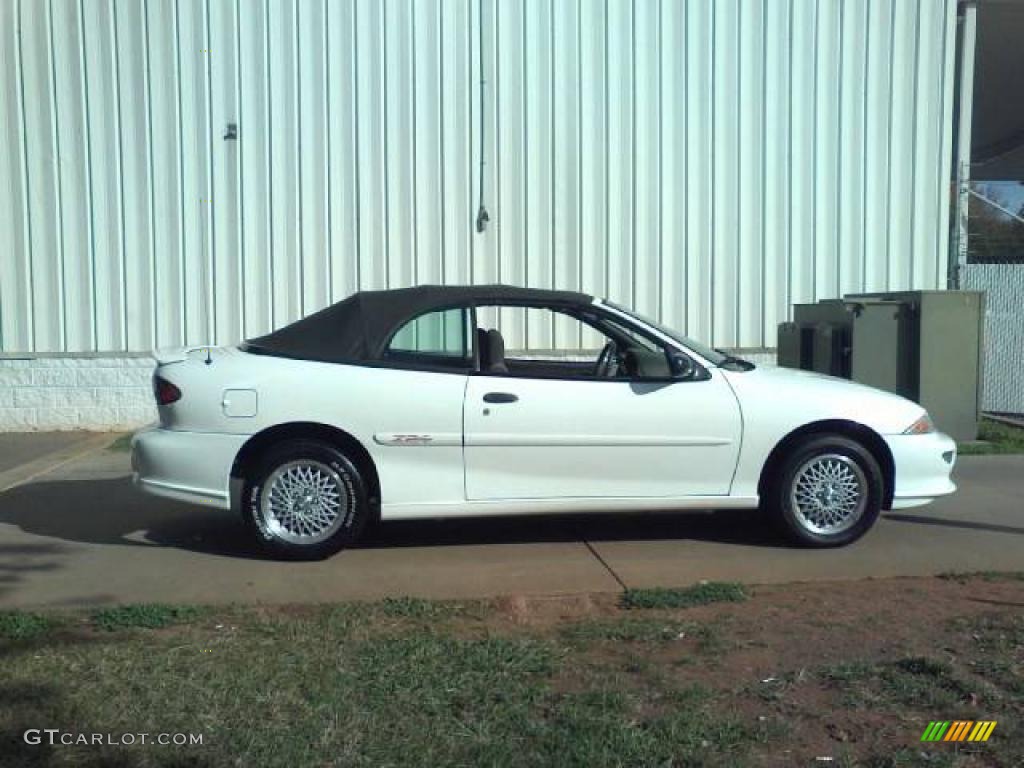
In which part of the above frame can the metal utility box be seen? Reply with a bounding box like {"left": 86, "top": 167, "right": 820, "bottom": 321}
{"left": 847, "top": 291, "right": 985, "bottom": 442}
{"left": 777, "top": 322, "right": 804, "bottom": 370}
{"left": 847, "top": 300, "right": 917, "bottom": 397}
{"left": 779, "top": 301, "right": 856, "bottom": 377}
{"left": 779, "top": 291, "right": 984, "bottom": 441}
{"left": 814, "top": 323, "right": 851, "bottom": 380}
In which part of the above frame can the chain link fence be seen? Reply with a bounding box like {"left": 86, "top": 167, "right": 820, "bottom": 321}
{"left": 961, "top": 182, "right": 1024, "bottom": 415}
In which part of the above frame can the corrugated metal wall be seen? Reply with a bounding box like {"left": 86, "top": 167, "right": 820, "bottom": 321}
{"left": 0, "top": 0, "right": 958, "bottom": 354}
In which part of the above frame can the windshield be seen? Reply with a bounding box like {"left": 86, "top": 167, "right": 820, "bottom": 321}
{"left": 603, "top": 301, "right": 729, "bottom": 366}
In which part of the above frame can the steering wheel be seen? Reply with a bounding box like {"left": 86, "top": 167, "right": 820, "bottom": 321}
{"left": 595, "top": 342, "right": 621, "bottom": 378}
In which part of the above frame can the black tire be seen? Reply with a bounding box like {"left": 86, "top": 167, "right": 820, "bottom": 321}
{"left": 764, "top": 434, "right": 883, "bottom": 548}
{"left": 243, "top": 439, "right": 369, "bottom": 560}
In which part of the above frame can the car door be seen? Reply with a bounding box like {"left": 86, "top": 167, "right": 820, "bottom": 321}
{"left": 463, "top": 307, "right": 742, "bottom": 500}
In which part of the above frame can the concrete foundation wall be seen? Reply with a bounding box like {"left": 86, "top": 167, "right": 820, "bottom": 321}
{"left": 0, "top": 355, "right": 156, "bottom": 431}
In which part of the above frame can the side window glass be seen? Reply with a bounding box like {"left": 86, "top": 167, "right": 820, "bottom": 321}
{"left": 602, "top": 319, "right": 661, "bottom": 354}
{"left": 387, "top": 308, "right": 470, "bottom": 367}
{"left": 598, "top": 315, "right": 681, "bottom": 380}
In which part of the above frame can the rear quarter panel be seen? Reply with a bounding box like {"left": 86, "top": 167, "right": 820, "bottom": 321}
{"left": 155, "top": 349, "right": 469, "bottom": 506}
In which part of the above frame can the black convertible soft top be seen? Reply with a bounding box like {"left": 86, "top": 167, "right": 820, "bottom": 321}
{"left": 241, "top": 284, "right": 592, "bottom": 364}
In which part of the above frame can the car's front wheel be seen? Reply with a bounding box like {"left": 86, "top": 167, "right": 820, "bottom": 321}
{"left": 243, "top": 439, "right": 369, "bottom": 560}
{"left": 766, "top": 434, "right": 882, "bottom": 547}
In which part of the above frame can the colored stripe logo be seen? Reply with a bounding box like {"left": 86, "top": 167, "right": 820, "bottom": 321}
{"left": 921, "top": 721, "right": 997, "bottom": 742}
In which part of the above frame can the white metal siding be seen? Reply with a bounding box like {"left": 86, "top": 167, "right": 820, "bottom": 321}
{"left": 0, "top": 0, "right": 958, "bottom": 354}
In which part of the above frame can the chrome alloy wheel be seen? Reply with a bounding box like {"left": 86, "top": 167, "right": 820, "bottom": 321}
{"left": 259, "top": 460, "right": 350, "bottom": 544}
{"left": 789, "top": 453, "right": 868, "bottom": 535}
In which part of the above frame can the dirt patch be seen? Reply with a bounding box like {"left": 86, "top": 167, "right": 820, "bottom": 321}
{"left": 492, "top": 592, "right": 613, "bottom": 625}
{"left": 486, "top": 575, "right": 1024, "bottom": 765}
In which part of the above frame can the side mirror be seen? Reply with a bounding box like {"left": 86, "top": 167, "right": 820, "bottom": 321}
{"left": 669, "top": 352, "right": 696, "bottom": 380}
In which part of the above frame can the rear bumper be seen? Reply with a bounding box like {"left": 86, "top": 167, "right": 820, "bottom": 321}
{"left": 883, "top": 431, "right": 957, "bottom": 510}
{"left": 131, "top": 426, "right": 247, "bottom": 510}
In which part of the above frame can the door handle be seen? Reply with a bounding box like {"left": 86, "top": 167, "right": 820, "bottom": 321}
{"left": 483, "top": 392, "right": 518, "bottom": 404}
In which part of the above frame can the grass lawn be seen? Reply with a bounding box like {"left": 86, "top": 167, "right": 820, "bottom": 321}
{"left": 959, "top": 418, "right": 1024, "bottom": 455}
{"left": 2, "top": 576, "right": 1022, "bottom": 767}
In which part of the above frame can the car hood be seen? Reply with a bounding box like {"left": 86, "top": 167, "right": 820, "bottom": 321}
{"left": 720, "top": 364, "right": 926, "bottom": 435}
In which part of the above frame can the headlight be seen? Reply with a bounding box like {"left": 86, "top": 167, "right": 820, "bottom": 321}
{"left": 903, "top": 412, "right": 935, "bottom": 435}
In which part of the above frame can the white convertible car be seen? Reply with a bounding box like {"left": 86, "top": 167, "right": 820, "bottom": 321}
{"left": 132, "top": 285, "right": 956, "bottom": 559}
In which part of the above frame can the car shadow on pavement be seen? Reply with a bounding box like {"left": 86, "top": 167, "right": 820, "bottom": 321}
{"left": 0, "top": 542, "right": 67, "bottom": 603}
{"left": 0, "top": 477, "right": 265, "bottom": 560}
{"left": 0, "top": 475, "right": 791, "bottom": 558}
{"left": 360, "top": 508, "right": 785, "bottom": 549}
{"left": 885, "top": 512, "right": 1024, "bottom": 536}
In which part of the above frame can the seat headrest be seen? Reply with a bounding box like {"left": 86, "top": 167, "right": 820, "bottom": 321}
{"left": 486, "top": 329, "right": 505, "bottom": 358}
{"left": 485, "top": 329, "right": 509, "bottom": 373}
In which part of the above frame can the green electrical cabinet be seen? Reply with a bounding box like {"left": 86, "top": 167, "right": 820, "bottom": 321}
{"left": 779, "top": 291, "right": 984, "bottom": 441}
{"left": 778, "top": 301, "right": 855, "bottom": 377}
{"left": 846, "top": 300, "right": 915, "bottom": 397}
{"left": 847, "top": 291, "right": 984, "bottom": 442}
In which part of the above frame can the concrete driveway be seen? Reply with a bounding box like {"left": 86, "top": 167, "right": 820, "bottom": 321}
{"left": 0, "top": 436, "right": 1022, "bottom": 607}
{"left": 0, "top": 431, "right": 101, "bottom": 475}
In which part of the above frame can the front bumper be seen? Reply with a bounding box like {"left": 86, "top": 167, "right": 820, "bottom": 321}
{"left": 131, "top": 425, "right": 248, "bottom": 510}
{"left": 883, "top": 431, "right": 957, "bottom": 509}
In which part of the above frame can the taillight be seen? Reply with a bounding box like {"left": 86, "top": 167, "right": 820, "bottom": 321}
{"left": 153, "top": 375, "right": 182, "bottom": 405}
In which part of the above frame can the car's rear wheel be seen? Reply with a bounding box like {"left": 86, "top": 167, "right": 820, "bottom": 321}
{"left": 766, "top": 434, "right": 882, "bottom": 547}
{"left": 243, "top": 439, "right": 369, "bottom": 560}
